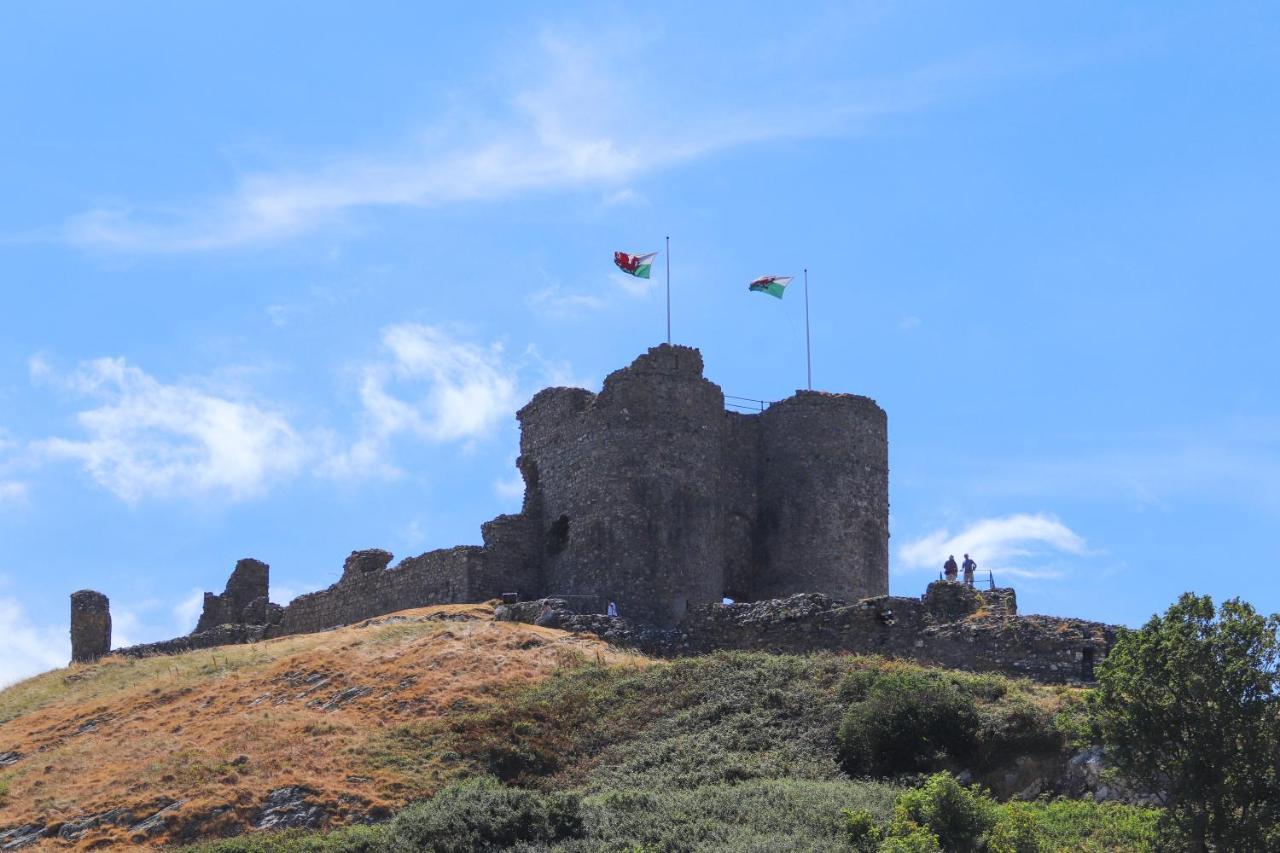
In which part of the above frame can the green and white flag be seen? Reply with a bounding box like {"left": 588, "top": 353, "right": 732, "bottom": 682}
{"left": 749, "top": 275, "right": 793, "bottom": 299}
{"left": 614, "top": 250, "right": 658, "bottom": 279}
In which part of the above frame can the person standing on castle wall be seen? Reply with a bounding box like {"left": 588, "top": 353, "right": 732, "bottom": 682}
{"left": 607, "top": 600, "right": 618, "bottom": 618}
{"left": 944, "top": 555, "right": 959, "bottom": 582}
{"left": 962, "top": 554, "right": 977, "bottom": 587}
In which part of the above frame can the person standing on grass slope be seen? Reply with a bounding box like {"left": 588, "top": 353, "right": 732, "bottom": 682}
{"left": 962, "top": 554, "right": 977, "bottom": 587}
{"left": 944, "top": 555, "right": 959, "bottom": 582}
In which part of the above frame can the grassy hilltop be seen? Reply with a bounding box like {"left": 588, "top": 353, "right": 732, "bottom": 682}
{"left": 0, "top": 604, "right": 1156, "bottom": 851}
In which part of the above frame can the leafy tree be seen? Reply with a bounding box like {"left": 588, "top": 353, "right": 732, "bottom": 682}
{"left": 1090, "top": 593, "right": 1280, "bottom": 851}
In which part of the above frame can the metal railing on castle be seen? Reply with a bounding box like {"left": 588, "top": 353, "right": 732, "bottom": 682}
{"left": 724, "top": 394, "right": 771, "bottom": 413}
{"left": 937, "top": 570, "right": 998, "bottom": 590}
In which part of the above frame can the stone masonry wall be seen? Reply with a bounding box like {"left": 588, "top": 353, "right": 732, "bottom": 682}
{"left": 271, "top": 547, "right": 488, "bottom": 637}
{"left": 757, "top": 391, "right": 889, "bottom": 601}
{"left": 514, "top": 344, "right": 890, "bottom": 625}
{"left": 70, "top": 590, "right": 111, "bottom": 663}
{"left": 517, "top": 346, "right": 729, "bottom": 627}
{"left": 499, "top": 581, "right": 1115, "bottom": 685}
{"left": 194, "top": 558, "right": 279, "bottom": 632}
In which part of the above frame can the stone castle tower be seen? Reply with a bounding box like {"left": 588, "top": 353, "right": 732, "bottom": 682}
{"left": 515, "top": 344, "right": 889, "bottom": 626}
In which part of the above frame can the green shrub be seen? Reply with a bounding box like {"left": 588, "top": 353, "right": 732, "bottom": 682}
{"left": 877, "top": 823, "right": 941, "bottom": 852}
{"left": 185, "top": 826, "right": 389, "bottom": 852}
{"left": 890, "top": 772, "right": 994, "bottom": 853}
{"left": 386, "top": 777, "right": 581, "bottom": 852}
{"left": 986, "top": 802, "right": 1046, "bottom": 853}
{"left": 1022, "top": 799, "right": 1159, "bottom": 852}
{"left": 838, "top": 670, "right": 980, "bottom": 776}
{"left": 844, "top": 808, "right": 883, "bottom": 851}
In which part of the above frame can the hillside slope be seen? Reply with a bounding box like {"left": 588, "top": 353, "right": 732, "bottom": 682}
{"left": 0, "top": 604, "right": 644, "bottom": 848}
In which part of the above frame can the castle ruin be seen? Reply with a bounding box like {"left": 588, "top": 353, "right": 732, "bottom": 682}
{"left": 67, "top": 344, "right": 1112, "bottom": 683}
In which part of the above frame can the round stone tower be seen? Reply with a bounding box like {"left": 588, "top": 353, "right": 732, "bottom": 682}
{"left": 756, "top": 391, "right": 888, "bottom": 601}
{"left": 517, "top": 344, "right": 727, "bottom": 626}
{"left": 70, "top": 589, "right": 112, "bottom": 663}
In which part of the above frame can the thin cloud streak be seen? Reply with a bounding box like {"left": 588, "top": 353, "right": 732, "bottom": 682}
{"left": 63, "top": 29, "right": 973, "bottom": 253}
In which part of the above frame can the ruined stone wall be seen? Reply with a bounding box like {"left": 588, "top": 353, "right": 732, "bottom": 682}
{"left": 756, "top": 391, "right": 889, "bottom": 601}
{"left": 194, "top": 558, "right": 278, "bottom": 632}
{"left": 518, "top": 346, "right": 729, "bottom": 627}
{"left": 499, "top": 582, "right": 1114, "bottom": 685}
{"left": 271, "top": 547, "right": 487, "bottom": 636}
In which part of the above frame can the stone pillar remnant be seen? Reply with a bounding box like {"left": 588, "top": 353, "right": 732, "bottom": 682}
{"left": 70, "top": 589, "right": 112, "bottom": 663}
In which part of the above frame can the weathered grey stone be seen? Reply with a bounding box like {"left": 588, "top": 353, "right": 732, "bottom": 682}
{"left": 194, "top": 559, "right": 270, "bottom": 632}
{"left": 515, "top": 344, "right": 888, "bottom": 626}
{"left": 70, "top": 590, "right": 111, "bottom": 663}
{"left": 341, "top": 549, "right": 393, "bottom": 581}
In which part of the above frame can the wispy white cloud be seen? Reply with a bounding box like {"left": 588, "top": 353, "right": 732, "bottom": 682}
{"left": 325, "top": 323, "right": 522, "bottom": 478}
{"left": 897, "top": 512, "right": 1088, "bottom": 580}
{"left": 31, "top": 357, "right": 309, "bottom": 503}
{"left": 63, "top": 27, "right": 949, "bottom": 253}
{"left": 0, "top": 594, "right": 68, "bottom": 687}
{"left": 526, "top": 286, "right": 609, "bottom": 320}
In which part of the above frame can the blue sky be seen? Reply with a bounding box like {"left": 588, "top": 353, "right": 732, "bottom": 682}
{"left": 2, "top": 3, "right": 1277, "bottom": 684}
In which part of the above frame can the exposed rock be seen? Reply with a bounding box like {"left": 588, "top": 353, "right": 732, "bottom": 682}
{"left": 253, "top": 787, "right": 327, "bottom": 831}
{"left": 56, "top": 807, "right": 132, "bottom": 841}
{"left": 0, "top": 824, "right": 47, "bottom": 849}
{"left": 128, "top": 799, "right": 186, "bottom": 839}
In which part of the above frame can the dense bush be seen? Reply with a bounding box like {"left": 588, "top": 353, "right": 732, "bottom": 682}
{"left": 386, "top": 777, "right": 582, "bottom": 852}
{"left": 986, "top": 803, "right": 1047, "bottom": 853}
{"left": 184, "top": 775, "right": 1161, "bottom": 852}
{"left": 837, "top": 667, "right": 1065, "bottom": 778}
{"left": 889, "top": 772, "right": 994, "bottom": 851}
{"left": 838, "top": 669, "right": 980, "bottom": 775}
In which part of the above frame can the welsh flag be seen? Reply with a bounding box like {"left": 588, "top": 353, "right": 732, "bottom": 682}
{"left": 749, "top": 275, "right": 793, "bottom": 299}
{"left": 614, "top": 250, "right": 658, "bottom": 279}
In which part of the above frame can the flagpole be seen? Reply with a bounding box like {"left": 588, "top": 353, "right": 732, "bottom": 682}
{"left": 804, "top": 268, "right": 812, "bottom": 390}
{"left": 665, "top": 236, "right": 671, "bottom": 344}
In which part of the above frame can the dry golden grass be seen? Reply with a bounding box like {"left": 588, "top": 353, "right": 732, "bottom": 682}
{"left": 0, "top": 604, "right": 647, "bottom": 848}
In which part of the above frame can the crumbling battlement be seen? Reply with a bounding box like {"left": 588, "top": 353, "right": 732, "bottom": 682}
{"left": 498, "top": 581, "right": 1115, "bottom": 684}
{"left": 195, "top": 558, "right": 281, "bottom": 633}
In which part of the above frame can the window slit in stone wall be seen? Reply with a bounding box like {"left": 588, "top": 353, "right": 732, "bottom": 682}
{"left": 546, "top": 514, "right": 570, "bottom": 555}
{"left": 1080, "top": 647, "right": 1096, "bottom": 681}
